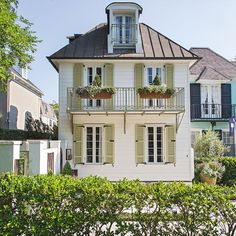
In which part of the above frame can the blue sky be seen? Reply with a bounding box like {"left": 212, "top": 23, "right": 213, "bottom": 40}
{"left": 18, "top": 0, "right": 236, "bottom": 103}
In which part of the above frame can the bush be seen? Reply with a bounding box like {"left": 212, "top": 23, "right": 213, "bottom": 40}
{"left": 0, "top": 128, "right": 58, "bottom": 140}
{"left": 218, "top": 157, "right": 236, "bottom": 186}
{"left": 62, "top": 161, "right": 72, "bottom": 175}
{"left": 194, "top": 130, "right": 228, "bottom": 159}
{"left": 0, "top": 174, "right": 236, "bottom": 235}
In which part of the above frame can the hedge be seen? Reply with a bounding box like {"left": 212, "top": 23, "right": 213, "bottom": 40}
{"left": 218, "top": 157, "right": 236, "bottom": 186}
{"left": 0, "top": 174, "right": 235, "bottom": 236}
{"left": 0, "top": 128, "right": 55, "bottom": 140}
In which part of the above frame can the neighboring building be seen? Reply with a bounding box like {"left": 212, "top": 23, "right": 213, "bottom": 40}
{"left": 0, "top": 68, "right": 43, "bottom": 130}
{"left": 48, "top": 2, "right": 199, "bottom": 182}
{"left": 40, "top": 101, "right": 57, "bottom": 128}
{"left": 190, "top": 48, "right": 236, "bottom": 155}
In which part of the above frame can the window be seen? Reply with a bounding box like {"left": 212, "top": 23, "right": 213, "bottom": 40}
{"left": 146, "top": 67, "right": 164, "bottom": 108}
{"left": 86, "top": 126, "right": 102, "bottom": 163}
{"left": 222, "top": 131, "right": 234, "bottom": 145}
{"left": 147, "top": 126, "right": 164, "bottom": 163}
{"left": 114, "top": 15, "right": 135, "bottom": 45}
{"left": 86, "top": 67, "right": 103, "bottom": 108}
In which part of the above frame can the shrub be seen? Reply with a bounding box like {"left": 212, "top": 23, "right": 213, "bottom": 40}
{"left": 194, "top": 130, "right": 228, "bottom": 159}
{"left": 62, "top": 161, "right": 72, "bottom": 176}
{"left": 218, "top": 157, "right": 236, "bottom": 186}
{"left": 0, "top": 174, "right": 236, "bottom": 235}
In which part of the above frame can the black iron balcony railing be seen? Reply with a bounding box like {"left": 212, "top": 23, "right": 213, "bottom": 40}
{"left": 191, "top": 104, "right": 235, "bottom": 121}
{"left": 111, "top": 24, "right": 137, "bottom": 46}
{"left": 67, "top": 87, "right": 185, "bottom": 113}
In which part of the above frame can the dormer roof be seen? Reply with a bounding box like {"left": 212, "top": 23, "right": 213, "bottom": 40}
{"left": 105, "top": 2, "right": 143, "bottom": 14}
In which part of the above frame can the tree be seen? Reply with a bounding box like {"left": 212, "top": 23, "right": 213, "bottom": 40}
{"left": 51, "top": 101, "right": 59, "bottom": 119}
{"left": 194, "top": 130, "right": 228, "bottom": 159}
{"left": 0, "top": 0, "right": 40, "bottom": 91}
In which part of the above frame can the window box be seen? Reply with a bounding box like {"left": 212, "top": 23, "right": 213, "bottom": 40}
{"left": 76, "top": 87, "right": 115, "bottom": 99}
{"left": 137, "top": 85, "right": 175, "bottom": 99}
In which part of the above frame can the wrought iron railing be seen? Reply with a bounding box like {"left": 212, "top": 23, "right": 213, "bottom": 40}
{"left": 67, "top": 87, "right": 185, "bottom": 112}
{"left": 111, "top": 24, "right": 138, "bottom": 46}
{"left": 191, "top": 104, "right": 235, "bottom": 120}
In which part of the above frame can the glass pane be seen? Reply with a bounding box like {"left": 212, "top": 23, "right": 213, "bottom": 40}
{"left": 156, "top": 127, "right": 163, "bottom": 162}
{"left": 115, "top": 16, "right": 122, "bottom": 44}
{"left": 87, "top": 67, "right": 93, "bottom": 85}
{"left": 96, "top": 67, "right": 102, "bottom": 78}
{"left": 148, "top": 127, "right": 154, "bottom": 162}
{"left": 156, "top": 68, "right": 162, "bottom": 82}
{"left": 125, "top": 16, "right": 132, "bottom": 43}
{"left": 86, "top": 127, "right": 93, "bottom": 163}
{"left": 147, "top": 68, "right": 153, "bottom": 85}
{"left": 96, "top": 127, "right": 102, "bottom": 163}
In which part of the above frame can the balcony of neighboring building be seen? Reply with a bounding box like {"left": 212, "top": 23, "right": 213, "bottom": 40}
{"left": 191, "top": 104, "right": 235, "bottom": 121}
{"left": 67, "top": 87, "right": 185, "bottom": 114}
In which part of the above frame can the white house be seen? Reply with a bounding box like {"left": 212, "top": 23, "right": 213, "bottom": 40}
{"left": 48, "top": 2, "right": 199, "bottom": 182}
{"left": 40, "top": 101, "right": 57, "bottom": 128}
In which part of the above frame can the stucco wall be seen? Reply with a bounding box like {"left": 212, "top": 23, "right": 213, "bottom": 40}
{"left": 8, "top": 80, "right": 41, "bottom": 130}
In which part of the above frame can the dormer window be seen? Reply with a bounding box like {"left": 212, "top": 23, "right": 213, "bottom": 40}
{"left": 112, "top": 15, "right": 136, "bottom": 47}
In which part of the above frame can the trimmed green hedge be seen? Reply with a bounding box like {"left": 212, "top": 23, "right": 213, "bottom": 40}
{"left": 0, "top": 174, "right": 235, "bottom": 235}
{"left": 218, "top": 157, "right": 236, "bottom": 186}
{"left": 0, "top": 128, "right": 54, "bottom": 140}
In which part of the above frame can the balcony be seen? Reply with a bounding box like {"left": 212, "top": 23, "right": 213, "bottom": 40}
{"left": 111, "top": 24, "right": 138, "bottom": 47}
{"left": 67, "top": 87, "right": 185, "bottom": 114}
{"left": 191, "top": 104, "right": 235, "bottom": 121}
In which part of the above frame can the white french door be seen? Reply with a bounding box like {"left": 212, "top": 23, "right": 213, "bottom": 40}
{"left": 201, "top": 85, "right": 221, "bottom": 118}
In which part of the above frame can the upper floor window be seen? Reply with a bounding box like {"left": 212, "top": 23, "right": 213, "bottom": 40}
{"left": 87, "top": 67, "right": 102, "bottom": 85}
{"left": 112, "top": 15, "right": 136, "bottom": 46}
{"left": 146, "top": 67, "right": 163, "bottom": 85}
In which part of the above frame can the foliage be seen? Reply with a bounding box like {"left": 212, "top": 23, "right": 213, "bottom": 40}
{"left": 77, "top": 86, "right": 115, "bottom": 98}
{"left": 0, "top": 174, "right": 236, "bottom": 235}
{"left": 137, "top": 85, "right": 175, "bottom": 98}
{"left": 92, "top": 74, "right": 102, "bottom": 87}
{"left": 194, "top": 130, "right": 228, "bottom": 159}
{"left": 0, "top": 0, "right": 40, "bottom": 91}
{"left": 218, "top": 157, "right": 236, "bottom": 186}
{"left": 152, "top": 74, "right": 161, "bottom": 86}
{"left": 25, "top": 117, "right": 58, "bottom": 140}
{"left": 62, "top": 161, "right": 72, "bottom": 176}
{"left": 50, "top": 101, "right": 59, "bottom": 119}
{"left": 0, "top": 128, "right": 52, "bottom": 140}
{"left": 196, "top": 161, "right": 225, "bottom": 179}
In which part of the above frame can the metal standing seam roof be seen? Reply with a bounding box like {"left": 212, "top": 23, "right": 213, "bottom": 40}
{"left": 190, "top": 48, "right": 236, "bottom": 79}
{"left": 48, "top": 23, "right": 199, "bottom": 70}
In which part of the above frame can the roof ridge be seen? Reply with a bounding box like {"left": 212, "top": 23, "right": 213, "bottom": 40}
{"left": 191, "top": 47, "right": 236, "bottom": 67}
{"left": 140, "top": 23, "right": 199, "bottom": 58}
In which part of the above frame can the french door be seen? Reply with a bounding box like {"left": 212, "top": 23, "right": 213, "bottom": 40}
{"left": 201, "top": 85, "right": 221, "bottom": 118}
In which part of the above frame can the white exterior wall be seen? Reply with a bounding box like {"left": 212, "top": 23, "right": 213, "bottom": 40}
{"left": 9, "top": 80, "right": 41, "bottom": 129}
{"left": 59, "top": 61, "right": 193, "bottom": 182}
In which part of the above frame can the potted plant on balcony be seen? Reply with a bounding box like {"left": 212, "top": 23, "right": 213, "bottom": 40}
{"left": 137, "top": 75, "right": 175, "bottom": 99}
{"left": 77, "top": 75, "right": 115, "bottom": 99}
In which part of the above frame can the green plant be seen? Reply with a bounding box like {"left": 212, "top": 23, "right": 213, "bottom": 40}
{"left": 92, "top": 74, "right": 102, "bottom": 87}
{"left": 152, "top": 74, "right": 161, "bottom": 86}
{"left": 194, "top": 130, "right": 228, "bottom": 159}
{"left": 137, "top": 85, "right": 175, "bottom": 97}
{"left": 62, "top": 161, "right": 72, "bottom": 175}
{"left": 196, "top": 161, "right": 225, "bottom": 179}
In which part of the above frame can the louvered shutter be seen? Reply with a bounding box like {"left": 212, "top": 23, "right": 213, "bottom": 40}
{"left": 73, "top": 64, "right": 84, "bottom": 109}
{"left": 135, "top": 124, "right": 145, "bottom": 164}
{"left": 190, "top": 84, "right": 201, "bottom": 119}
{"left": 221, "top": 84, "right": 231, "bottom": 118}
{"left": 165, "top": 125, "right": 176, "bottom": 164}
{"left": 165, "top": 64, "right": 174, "bottom": 108}
{"left": 104, "top": 64, "right": 114, "bottom": 110}
{"left": 73, "top": 124, "right": 84, "bottom": 164}
{"left": 104, "top": 124, "right": 115, "bottom": 164}
{"left": 135, "top": 64, "right": 144, "bottom": 109}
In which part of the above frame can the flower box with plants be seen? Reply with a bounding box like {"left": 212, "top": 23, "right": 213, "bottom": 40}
{"left": 137, "top": 75, "right": 175, "bottom": 99}
{"left": 76, "top": 75, "right": 115, "bottom": 99}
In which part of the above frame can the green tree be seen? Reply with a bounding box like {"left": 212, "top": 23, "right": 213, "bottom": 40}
{"left": 0, "top": 0, "right": 40, "bottom": 91}
{"left": 194, "top": 130, "right": 228, "bottom": 159}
